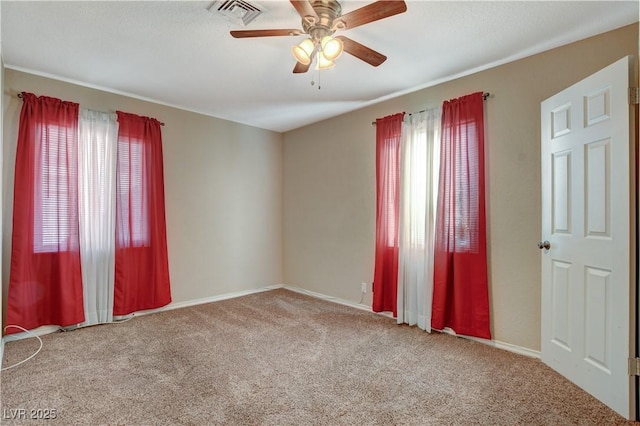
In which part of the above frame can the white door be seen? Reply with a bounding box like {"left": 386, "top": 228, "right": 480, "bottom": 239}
{"left": 541, "top": 55, "right": 635, "bottom": 419}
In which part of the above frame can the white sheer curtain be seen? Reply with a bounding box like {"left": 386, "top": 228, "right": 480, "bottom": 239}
{"left": 397, "top": 107, "right": 441, "bottom": 331}
{"left": 78, "top": 108, "right": 118, "bottom": 326}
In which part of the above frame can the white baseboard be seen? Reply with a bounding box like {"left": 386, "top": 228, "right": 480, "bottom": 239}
{"left": 281, "top": 285, "right": 541, "bottom": 359}
{"left": 437, "top": 327, "right": 540, "bottom": 359}
{"left": 131, "top": 284, "right": 285, "bottom": 318}
{"left": 491, "top": 339, "right": 541, "bottom": 359}
{"left": 1, "top": 284, "right": 541, "bottom": 361}
{"left": 282, "top": 285, "right": 374, "bottom": 313}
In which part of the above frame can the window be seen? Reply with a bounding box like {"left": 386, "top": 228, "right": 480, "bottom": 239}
{"left": 443, "top": 119, "right": 479, "bottom": 252}
{"left": 392, "top": 111, "right": 441, "bottom": 251}
{"left": 117, "top": 138, "right": 149, "bottom": 247}
{"left": 34, "top": 123, "right": 79, "bottom": 253}
{"left": 34, "top": 117, "right": 152, "bottom": 252}
{"left": 400, "top": 125, "right": 440, "bottom": 250}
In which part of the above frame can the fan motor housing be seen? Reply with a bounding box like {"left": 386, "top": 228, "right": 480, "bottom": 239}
{"left": 302, "top": 0, "right": 342, "bottom": 38}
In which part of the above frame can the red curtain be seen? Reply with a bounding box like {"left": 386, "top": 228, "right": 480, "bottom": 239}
{"left": 114, "top": 111, "right": 171, "bottom": 315}
{"left": 432, "top": 92, "right": 491, "bottom": 339}
{"left": 6, "top": 93, "right": 85, "bottom": 333}
{"left": 372, "top": 113, "right": 403, "bottom": 315}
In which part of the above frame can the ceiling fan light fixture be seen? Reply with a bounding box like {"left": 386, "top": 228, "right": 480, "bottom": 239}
{"left": 315, "top": 52, "right": 335, "bottom": 70}
{"left": 320, "top": 35, "right": 343, "bottom": 61}
{"left": 230, "top": 0, "right": 408, "bottom": 75}
{"left": 292, "top": 38, "right": 315, "bottom": 65}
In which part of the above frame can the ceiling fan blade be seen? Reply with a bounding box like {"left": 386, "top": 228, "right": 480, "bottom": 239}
{"left": 335, "top": 36, "right": 386, "bottom": 66}
{"left": 293, "top": 61, "right": 311, "bottom": 74}
{"left": 290, "top": 0, "right": 318, "bottom": 21}
{"left": 230, "top": 29, "right": 303, "bottom": 38}
{"left": 338, "top": 1, "right": 407, "bottom": 30}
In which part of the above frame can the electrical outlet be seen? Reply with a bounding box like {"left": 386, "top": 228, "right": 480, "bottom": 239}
{"left": 361, "top": 282, "right": 367, "bottom": 294}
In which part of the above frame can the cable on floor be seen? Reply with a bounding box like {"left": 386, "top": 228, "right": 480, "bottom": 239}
{"left": 1, "top": 325, "right": 43, "bottom": 371}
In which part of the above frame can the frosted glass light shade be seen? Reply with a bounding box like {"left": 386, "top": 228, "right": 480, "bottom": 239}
{"left": 321, "top": 36, "right": 343, "bottom": 61}
{"left": 315, "top": 52, "right": 335, "bottom": 70}
{"left": 292, "top": 39, "right": 315, "bottom": 65}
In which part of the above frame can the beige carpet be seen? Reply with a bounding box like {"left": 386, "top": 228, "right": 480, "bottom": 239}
{"left": 1, "top": 288, "right": 636, "bottom": 425}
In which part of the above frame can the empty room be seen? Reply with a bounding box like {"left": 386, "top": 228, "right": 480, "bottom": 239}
{"left": 1, "top": 1, "right": 639, "bottom": 424}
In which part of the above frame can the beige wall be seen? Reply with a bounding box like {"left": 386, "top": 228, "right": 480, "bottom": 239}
{"left": 283, "top": 23, "right": 639, "bottom": 351}
{"left": 2, "top": 70, "right": 284, "bottom": 317}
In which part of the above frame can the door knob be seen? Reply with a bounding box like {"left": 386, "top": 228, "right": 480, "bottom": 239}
{"left": 537, "top": 240, "right": 551, "bottom": 250}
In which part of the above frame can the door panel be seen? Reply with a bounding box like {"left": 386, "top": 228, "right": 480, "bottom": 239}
{"left": 551, "top": 260, "right": 572, "bottom": 350}
{"left": 552, "top": 151, "right": 572, "bottom": 234}
{"left": 541, "top": 55, "right": 635, "bottom": 419}
{"left": 584, "top": 139, "right": 610, "bottom": 237}
{"left": 584, "top": 266, "right": 611, "bottom": 372}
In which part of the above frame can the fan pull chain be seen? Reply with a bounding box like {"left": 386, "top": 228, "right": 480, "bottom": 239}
{"left": 310, "top": 51, "right": 316, "bottom": 88}
{"left": 310, "top": 51, "right": 321, "bottom": 90}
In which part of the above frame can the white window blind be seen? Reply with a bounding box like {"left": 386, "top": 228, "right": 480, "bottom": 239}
{"left": 34, "top": 123, "right": 78, "bottom": 253}
{"left": 117, "top": 139, "right": 149, "bottom": 247}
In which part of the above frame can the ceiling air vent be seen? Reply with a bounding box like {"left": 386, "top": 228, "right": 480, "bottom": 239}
{"left": 208, "top": 0, "right": 266, "bottom": 27}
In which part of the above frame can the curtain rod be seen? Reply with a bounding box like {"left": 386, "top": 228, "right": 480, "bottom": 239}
{"left": 371, "top": 92, "right": 491, "bottom": 126}
{"left": 17, "top": 92, "right": 165, "bottom": 126}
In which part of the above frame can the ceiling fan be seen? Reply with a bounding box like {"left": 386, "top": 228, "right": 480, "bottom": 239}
{"left": 230, "top": 0, "right": 408, "bottom": 73}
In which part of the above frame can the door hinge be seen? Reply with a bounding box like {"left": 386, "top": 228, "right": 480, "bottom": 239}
{"left": 630, "top": 87, "right": 640, "bottom": 105}
{"left": 629, "top": 358, "right": 640, "bottom": 375}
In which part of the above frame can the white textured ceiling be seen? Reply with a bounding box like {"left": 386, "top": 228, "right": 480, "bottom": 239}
{"left": 2, "top": 1, "right": 638, "bottom": 132}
